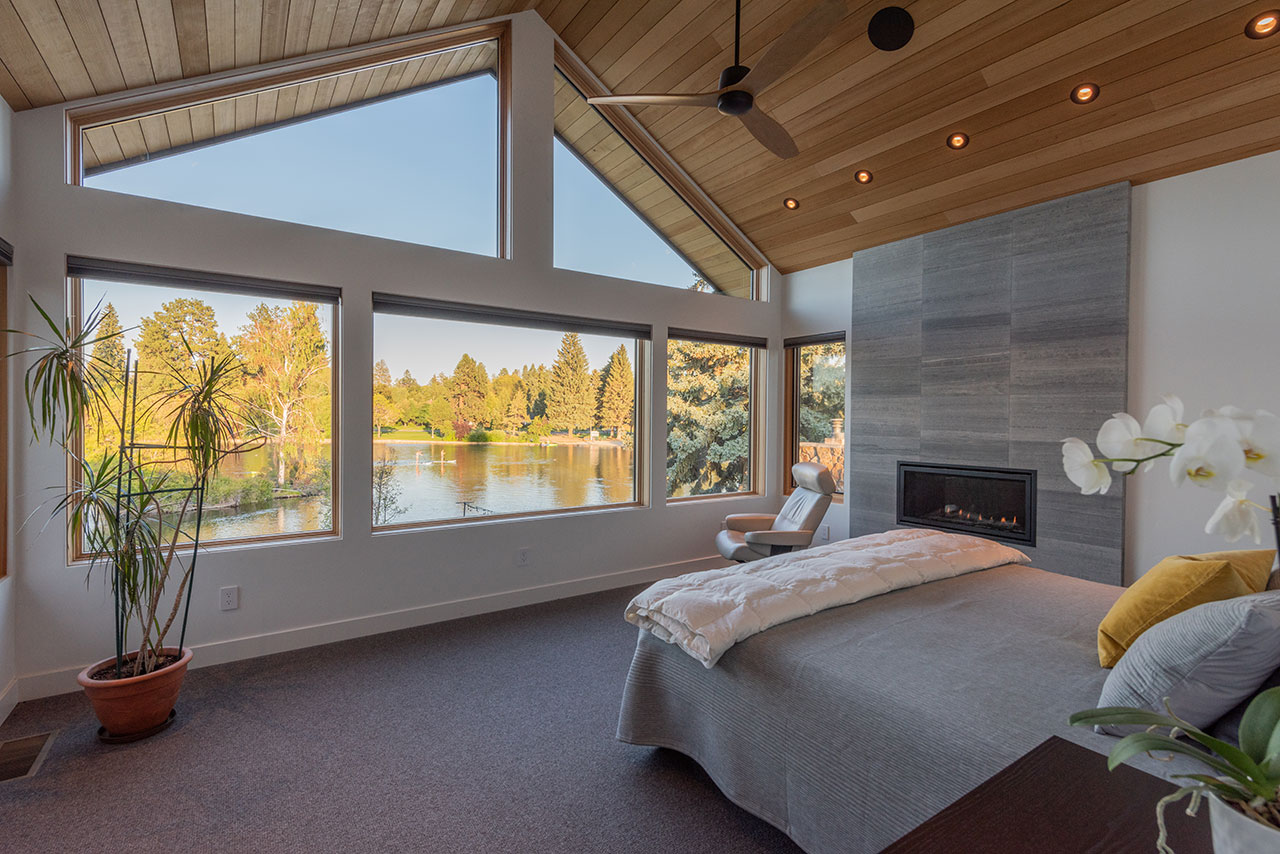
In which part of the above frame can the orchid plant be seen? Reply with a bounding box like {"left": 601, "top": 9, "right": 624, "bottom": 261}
{"left": 1061, "top": 395, "right": 1280, "bottom": 552}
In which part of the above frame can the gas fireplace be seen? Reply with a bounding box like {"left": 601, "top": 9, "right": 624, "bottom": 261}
{"left": 897, "top": 462, "right": 1036, "bottom": 546}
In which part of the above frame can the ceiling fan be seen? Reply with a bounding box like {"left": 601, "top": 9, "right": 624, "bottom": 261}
{"left": 586, "top": 0, "right": 848, "bottom": 160}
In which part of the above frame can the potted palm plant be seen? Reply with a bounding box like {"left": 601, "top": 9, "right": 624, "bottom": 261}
{"left": 9, "top": 299, "right": 259, "bottom": 741}
{"left": 1071, "top": 691, "right": 1280, "bottom": 854}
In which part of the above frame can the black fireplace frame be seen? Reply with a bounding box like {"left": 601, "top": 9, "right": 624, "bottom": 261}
{"left": 896, "top": 462, "right": 1037, "bottom": 547}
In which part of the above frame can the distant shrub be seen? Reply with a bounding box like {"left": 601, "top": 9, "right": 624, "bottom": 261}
{"left": 466, "top": 428, "right": 506, "bottom": 443}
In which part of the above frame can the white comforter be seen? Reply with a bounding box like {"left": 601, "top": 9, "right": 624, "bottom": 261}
{"left": 626, "top": 529, "right": 1030, "bottom": 668}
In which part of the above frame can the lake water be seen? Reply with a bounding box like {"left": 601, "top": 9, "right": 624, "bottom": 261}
{"left": 198, "top": 441, "right": 635, "bottom": 540}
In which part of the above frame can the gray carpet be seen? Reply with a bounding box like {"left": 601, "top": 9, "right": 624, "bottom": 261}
{"left": 0, "top": 585, "right": 800, "bottom": 853}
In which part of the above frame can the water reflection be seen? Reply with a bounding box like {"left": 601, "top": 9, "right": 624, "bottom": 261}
{"left": 196, "top": 441, "right": 636, "bottom": 539}
{"left": 381, "top": 441, "right": 635, "bottom": 524}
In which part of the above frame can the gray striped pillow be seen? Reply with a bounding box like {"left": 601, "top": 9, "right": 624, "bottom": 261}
{"left": 1095, "top": 591, "right": 1280, "bottom": 736}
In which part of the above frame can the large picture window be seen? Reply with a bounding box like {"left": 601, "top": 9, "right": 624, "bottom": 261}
{"left": 73, "top": 260, "right": 339, "bottom": 553}
{"left": 371, "top": 295, "right": 646, "bottom": 527}
{"left": 76, "top": 37, "right": 501, "bottom": 257}
{"left": 553, "top": 66, "right": 754, "bottom": 297}
{"left": 666, "top": 332, "right": 761, "bottom": 498}
{"left": 786, "top": 335, "right": 846, "bottom": 496}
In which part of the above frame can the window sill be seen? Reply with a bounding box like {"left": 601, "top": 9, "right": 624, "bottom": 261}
{"left": 372, "top": 500, "right": 645, "bottom": 534}
{"left": 70, "top": 528, "right": 341, "bottom": 567}
{"left": 666, "top": 491, "right": 759, "bottom": 504}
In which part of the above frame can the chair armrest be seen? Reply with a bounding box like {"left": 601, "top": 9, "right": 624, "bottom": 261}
{"left": 725, "top": 513, "right": 777, "bottom": 533}
{"left": 744, "top": 529, "right": 815, "bottom": 546}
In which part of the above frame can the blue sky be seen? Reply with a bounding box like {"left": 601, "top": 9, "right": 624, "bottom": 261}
{"left": 85, "top": 72, "right": 695, "bottom": 379}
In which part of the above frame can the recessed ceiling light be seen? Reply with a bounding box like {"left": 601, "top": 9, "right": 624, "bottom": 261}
{"left": 783, "top": 197, "right": 800, "bottom": 210}
{"left": 1070, "top": 82, "right": 1100, "bottom": 104}
{"left": 946, "top": 132, "right": 969, "bottom": 150}
{"left": 855, "top": 170, "right": 873, "bottom": 184}
{"left": 1246, "top": 10, "right": 1278, "bottom": 38}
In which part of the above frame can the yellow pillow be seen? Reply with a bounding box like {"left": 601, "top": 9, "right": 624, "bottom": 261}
{"left": 1098, "top": 550, "right": 1276, "bottom": 668}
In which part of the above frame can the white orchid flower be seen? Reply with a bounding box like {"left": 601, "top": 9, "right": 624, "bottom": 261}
{"left": 1205, "top": 479, "right": 1262, "bottom": 544}
{"left": 1238, "top": 411, "right": 1280, "bottom": 480}
{"left": 1062, "top": 438, "right": 1112, "bottom": 495}
{"left": 1096, "top": 413, "right": 1145, "bottom": 472}
{"left": 1142, "top": 394, "right": 1186, "bottom": 444}
{"left": 1170, "top": 417, "right": 1246, "bottom": 489}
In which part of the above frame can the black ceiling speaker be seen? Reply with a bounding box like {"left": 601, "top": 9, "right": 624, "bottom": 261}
{"left": 868, "top": 6, "right": 915, "bottom": 51}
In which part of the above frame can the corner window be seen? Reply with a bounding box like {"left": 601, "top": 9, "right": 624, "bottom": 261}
{"left": 76, "top": 37, "right": 502, "bottom": 257}
{"left": 0, "top": 252, "right": 8, "bottom": 577}
{"left": 553, "top": 66, "right": 754, "bottom": 297}
{"left": 666, "top": 332, "right": 761, "bottom": 498}
{"left": 786, "top": 335, "right": 846, "bottom": 496}
{"left": 371, "top": 294, "right": 647, "bottom": 527}
{"left": 72, "top": 259, "right": 339, "bottom": 553}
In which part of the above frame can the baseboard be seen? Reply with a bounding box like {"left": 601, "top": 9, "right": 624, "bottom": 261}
{"left": 0, "top": 677, "right": 17, "bottom": 726}
{"left": 15, "top": 553, "right": 722, "bottom": 704}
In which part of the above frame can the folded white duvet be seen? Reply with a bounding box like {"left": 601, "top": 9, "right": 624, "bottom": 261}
{"left": 626, "top": 529, "right": 1030, "bottom": 668}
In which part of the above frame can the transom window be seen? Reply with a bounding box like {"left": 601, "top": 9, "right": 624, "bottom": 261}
{"left": 553, "top": 67, "right": 754, "bottom": 298}
{"left": 77, "top": 39, "right": 501, "bottom": 258}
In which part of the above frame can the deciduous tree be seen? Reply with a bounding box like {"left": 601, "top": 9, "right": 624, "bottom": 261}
{"left": 235, "top": 301, "right": 330, "bottom": 486}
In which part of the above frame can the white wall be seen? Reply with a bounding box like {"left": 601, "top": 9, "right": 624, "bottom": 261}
{"left": 4, "top": 11, "right": 784, "bottom": 705}
{"left": 0, "top": 95, "right": 17, "bottom": 721}
{"left": 780, "top": 259, "right": 852, "bottom": 542}
{"left": 1127, "top": 148, "right": 1280, "bottom": 582}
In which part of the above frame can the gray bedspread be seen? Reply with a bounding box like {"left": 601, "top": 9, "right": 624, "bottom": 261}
{"left": 617, "top": 564, "right": 1198, "bottom": 854}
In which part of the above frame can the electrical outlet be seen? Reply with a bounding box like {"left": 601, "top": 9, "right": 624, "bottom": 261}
{"left": 820, "top": 525, "right": 831, "bottom": 542}
{"left": 220, "top": 586, "right": 239, "bottom": 611}
{"left": 515, "top": 547, "right": 532, "bottom": 568}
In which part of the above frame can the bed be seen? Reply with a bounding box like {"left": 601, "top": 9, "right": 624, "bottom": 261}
{"left": 617, "top": 562, "right": 1197, "bottom": 854}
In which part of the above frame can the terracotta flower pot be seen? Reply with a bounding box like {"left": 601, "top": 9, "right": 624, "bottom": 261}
{"left": 76, "top": 647, "right": 192, "bottom": 739}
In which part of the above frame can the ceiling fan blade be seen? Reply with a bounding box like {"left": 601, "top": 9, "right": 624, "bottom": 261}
{"left": 742, "top": 0, "right": 847, "bottom": 95}
{"left": 739, "top": 107, "right": 799, "bottom": 159}
{"left": 587, "top": 92, "right": 721, "bottom": 108}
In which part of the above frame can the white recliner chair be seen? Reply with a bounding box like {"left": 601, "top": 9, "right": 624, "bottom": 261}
{"left": 715, "top": 462, "right": 836, "bottom": 563}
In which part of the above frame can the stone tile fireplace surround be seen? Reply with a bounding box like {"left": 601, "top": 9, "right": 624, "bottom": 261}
{"left": 848, "top": 184, "right": 1130, "bottom": 585}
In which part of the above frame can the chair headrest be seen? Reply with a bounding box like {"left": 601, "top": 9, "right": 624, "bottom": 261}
{"left": 792, "top": 462, "right": 836, "bottom": 495}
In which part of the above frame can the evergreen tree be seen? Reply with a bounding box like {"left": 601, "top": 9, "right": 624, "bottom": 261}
{"left": 665, "top": 340, "right": 752, "bottom": 497}
{"left": 546, "top": 333, "right": 594, "bottom": 435}
{"left": 597, "top": 345, "right": 634, "bottom": 439}
{"left": 373, "top": 359, "right": 393, "bottom": 389}
{"left": 396, "top": 369, "right": 417, "bottom": 389}
{"left": 501, "top": 381, "right": 529, "bottom": 432}
{"left": 91, "top": 302, "right": 127, "bottom": 378}
{"left": 449, "top": 354, "right": 490, "bottom": 427}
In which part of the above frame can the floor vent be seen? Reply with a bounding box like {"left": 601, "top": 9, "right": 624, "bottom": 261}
{"left": 0, "top": 732, "right": 56, "bottom": 782}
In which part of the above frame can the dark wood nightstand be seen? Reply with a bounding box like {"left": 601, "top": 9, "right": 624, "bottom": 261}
{"left": 882, "top": 736, "right": 1213, "bottom": 853}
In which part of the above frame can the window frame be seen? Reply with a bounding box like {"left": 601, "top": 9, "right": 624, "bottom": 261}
{"left": 67, "top": 259, "right": 342, "bottom": 562}
{"left": 369, "top": 293, "right": 651, "bottom": 532}
{"left": 66, "top": 21, "right": 512, "bottom": 260}
{"left": 665, "top": 329, "right": 765, "bottom": 503}
{"left": 0, "top": 237, "right": 11, "bottom": 579}
{"left": 552, "top": 44, "right": 766, "bottom": 299}
{"left": 784, "top": 332, "right": 847, "bottom": 501}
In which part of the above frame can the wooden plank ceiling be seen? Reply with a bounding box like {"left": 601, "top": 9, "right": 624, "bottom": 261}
{"left": 1, "top": 0, "right": 1277, "bottom": 274}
